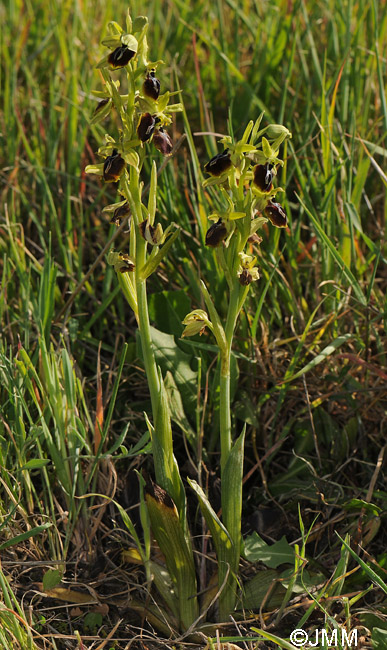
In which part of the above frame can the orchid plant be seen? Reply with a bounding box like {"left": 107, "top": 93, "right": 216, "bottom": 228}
{"left": 183, "top": 119, "right": 291, "bottom": 620}
{"left": 86, "top": 8, "right": 291, "bottom": 633}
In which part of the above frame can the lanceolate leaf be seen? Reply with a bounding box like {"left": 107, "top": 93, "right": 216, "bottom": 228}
{"left": 220, "top": 429, "right": 245, "bottom": 618}
{"left": 145, "top": 477, "right": 198, "bottom": 631}
{"left": 280, "top": 333, "right": 353, "bottom": 383}
{"left": 188, "top": 479, "right": 233, "bottom": 557}
{"left": 188, "top": 479, "right": 234, "bottom": 614}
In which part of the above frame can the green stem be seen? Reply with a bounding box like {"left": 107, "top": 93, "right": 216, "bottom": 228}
{"left": 122, "top": 171, "right": 161, "bottom": 418}
{"left": 219, "top": 282, "right": 239, "bottom": 473}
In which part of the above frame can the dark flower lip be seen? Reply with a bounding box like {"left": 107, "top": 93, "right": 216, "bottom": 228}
{"left": 253, "top": 163, "right": 274, "bottom": 192}
{"left": 153, "top": 128, "right": 173, "bottom": 155}
{"left": 204, "top": 149, "right": 232, "bottom": 176}
{"left": 137, "top": 113, "right": 159, "bottom": 142}
{"left": 205, "top": 218, "right": 227, "bottom": 247}
{"left": 108, "top": 45, "right": 136, "bottom": 68}
{"left": 238, "top": 268, "right": 253, "bottom": 286}
{"left": 143, "top": 71, "right": 161, "bottom": 100}
{"left": 110, "top": 202, "right": 131, "bottom": 226}
{"left": 264, "top": 201, "right": 287, "bottom": 228}
{"left": 103, "top": 149, "right": 125, "bottom": 182}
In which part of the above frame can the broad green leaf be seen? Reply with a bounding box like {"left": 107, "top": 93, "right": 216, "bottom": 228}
{"left": 43, "top": 569, "right": 62, "bottom": 591}
{"left": 164, "top": 371, "right": 196, "bottom": 446}
{"left": 372, "top": 628, "right": 387, "bottom": 649}
{"left": 142, "top": 327, "right": 198, "bottom": 413}
{"left": 244, "top": 532, "right": 295, "bottom": 568}
{"left": 242, "top": 569, "right": 285, "bottom": 610}
{"left": 148, "top": 290, "right": 191, "bottom": 337}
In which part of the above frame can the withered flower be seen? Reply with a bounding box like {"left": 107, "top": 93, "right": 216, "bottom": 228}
{"left": 182, "top": 310, "right": 211, "bottom": 338}
{"left": 153, "top": 128, "right": 173, "bottom": 155}
{"left": 111, "top": 201, "right": 131, "bottom": 226}
{"left": 108, "top": 45, "right": 136, "bottom": 69}
{"left": 139, "top": 219, "right": 163, "bottom": 245}
{"left": 137, "top": 113, "right": 159, "bottom": 142}
{"left": 264, "top": 201, "right": 287, "bottom": 228}
{"left": 117, "top": 253, "right": 135, "bottom": 273}
{"left": 253, "top": 163, "right": 274, "bottom": 192}
{"left": 103, "top": 149, "right": 125, "bottom": 182}
{"left": 247, "top": 232, "right": 263, "bottom": 245}
{"left": 204, "top": 149, "right": 232, "bottom": 176}
{"left": 237, "top": 252, "right": 259, "bottom": 285}
{"left": 238, "top": 269, "right": 253, "bottom": 286}
{"left": 143, "top": 70, "right": 160, "bottom": 100}
{"left": 205, "top": 219, "right": 227, "bottom": 247}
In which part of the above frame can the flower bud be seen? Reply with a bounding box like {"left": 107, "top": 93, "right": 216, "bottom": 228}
{"left": 153, "top": 128, "right": 173, "bottom": 155}
{"left": 103, "top": 149, "right": 125, "bottom": 182}
{"left": 108, "top": 45, "right": 136, "bottom": 68}
{"left": 205, "top": 218, "right": 227, "bottom": 247}
{"left": 264, "top": 124, "right": 291, "bottom": 141}
{"left": 137, "top": 113, "right": 159, "bottom": 142}
{"left": 143, "top": 70, "right": 161, "bottom": 100}
{"left": 253, "top": 163, "right": 274, "bottom": 192}
{"left": 264, "top": 201, "right": 287, "bottom": 228}
{"left": 204, "top": 149, "right": 232, "bottom": 176}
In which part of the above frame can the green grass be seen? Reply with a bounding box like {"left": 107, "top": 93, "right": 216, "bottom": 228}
{"left": 1, "top": 0, "right": 386, "bottom": 647}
